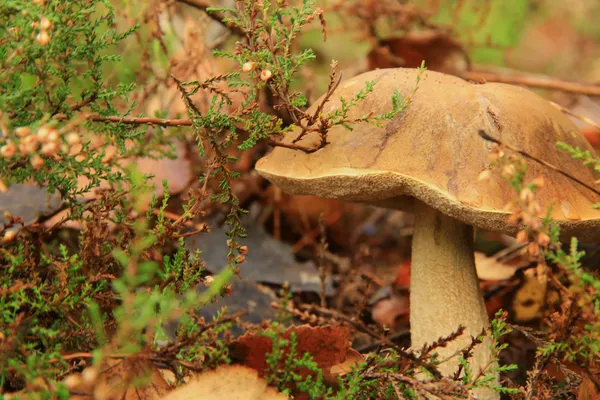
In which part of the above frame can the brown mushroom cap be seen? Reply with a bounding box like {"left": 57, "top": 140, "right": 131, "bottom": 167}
{"left": 256, "top": 68, "right": 600, "bottom": 241}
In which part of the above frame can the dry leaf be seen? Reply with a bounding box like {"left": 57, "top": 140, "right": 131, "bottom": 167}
{"left": 371, "top": 294, "right": 410, "bottom": 330}
{"left": 229, "top": 324, "right": 352, "bottom": 380}
{"left": 163, "top": 365, "right": 288, "bottom": 400}
{"left": 329, "top": 348, "right": 364, "bottom": 377}
{"left": 512, "top": 270, "right": 548, "bottom": 322}
{"left": 134, "top": 140, "right": 192, "bottom": 195}
{"left": 366, "top": 31, "right": 469, "bottom": 74}
{"left": 474, "top": 252, "right": 524, "bottom": 281}
{"left": 68, "top": 358, "right": 171, "bottom": 400}
{"left": 578, "top": 374, "right": 600, "bottom": 400}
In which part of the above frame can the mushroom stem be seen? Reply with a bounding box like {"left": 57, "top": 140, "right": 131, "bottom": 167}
{"left": 410, "top": 200, "right": 498, "bottom": 398}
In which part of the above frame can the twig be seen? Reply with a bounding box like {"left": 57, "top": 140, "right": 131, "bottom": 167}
{"left": 478, "top": 130, "right": 600, "bottom": 196}
{"left": 276, "top": 302, "right": 443, "bottom": 379}
{"left": 177, "top": 0, "right": 246, "bottom": 36}
{"left": 461, "top": 70, "right": 600, "bottom": 96}
{"left": 55, "top": 113, "right": 194, "bottom": 127}
{"left": 266, "top": 138, "right": 320, "bottom": 153}
{"left": 550, "top": 101, "right": 600, "bottom": 132}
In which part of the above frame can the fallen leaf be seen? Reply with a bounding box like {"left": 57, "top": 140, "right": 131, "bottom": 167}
{"left": 68, "top": 359, "right": 170, "bottom": 400}
{"left": 134, "top": 140, "right": 192, "bottom": 195}
{"left": 229, "top": 324, "right": 352, "bottom": 382}
{"left": 578, "top": 374, "right": 600, "bottom": 400}
{"left": 329, "top": 347, "right": 364, "bottom": 377}
{"left": 474, "top": 252, "right": 525, "bottom": 281}
{"left": 512, "top": 270, "right": 548, "bottom": 322}
{"left": 366, "top": 31, "right": 470, "bottom": 74}
{"left": 371, "top": 293, "right": 410, "bottom": 331}
{"left": 163, "top": 365, "right": 288, "bottom": 400}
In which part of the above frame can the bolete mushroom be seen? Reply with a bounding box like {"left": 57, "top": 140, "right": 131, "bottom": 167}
{"left": 255, "top": 68, "right": 600, "bottom": 398}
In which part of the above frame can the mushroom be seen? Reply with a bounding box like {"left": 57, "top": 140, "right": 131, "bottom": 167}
{"left": 255, "top": 68, "right": 600, "bottom": 398}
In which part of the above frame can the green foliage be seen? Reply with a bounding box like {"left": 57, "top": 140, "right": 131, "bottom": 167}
{"left": 263, "top": 323, "right": 333, "bottom": 398}
{"left": 422, "top": 0, "right": 531, "bottom": 64}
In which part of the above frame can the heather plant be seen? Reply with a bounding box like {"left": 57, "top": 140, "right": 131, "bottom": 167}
{"left": 0, "top": 0, "right": 419, "bottom": 397}
{"left": 2, "top": 0, "right": 598, "bottom": 398}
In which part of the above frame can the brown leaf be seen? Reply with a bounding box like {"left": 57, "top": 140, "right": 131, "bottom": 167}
{"left": 68, "top": 358, "right": 171, "bottom": 400}
{"left": 229, "top": 324, "right": 352, "bottom": 380}
{"left": 371, "top": 294, "right": 410, "bottom": 330}
{"left": 134, "top": 140, "right": 192, "bottom": 195}
{"left": 512, "top": 270, "right": 548, "bottom": 323}
{"left": 578, "top": 374, "right": 600, "bottom": 400}
{"left": 329, "top": 348, "right": 364, "bottom": 377}
{"left": 474, "top": 251, "right": 524, "bottom": 281}
{"left": 162, "top": 365, "right": 288, "bottom": 400}
{"left": 366, "top": 31, "right": 470, "bottom": 74}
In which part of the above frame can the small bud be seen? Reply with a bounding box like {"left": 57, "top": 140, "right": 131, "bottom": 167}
{"left": 62, "top": 374, "right": 81, "bottom": 390}
{"left": 37, "top": 126, "right": 51, "bottom": 141}
{"left": 478, "top": 170, "right": 492, "bottom": 182}
{"left": 501, "top": 164, "right": 516, "bottom": 179}
{"left": 260, "top": 69, "right": 272, "bottom": 82}
{"left": 36, "top": 30, "right": 50, "bottom": 45}
{"left": 536, "top": 263, "right": 547, "bottom": 283}
{"left": 101, "top": 146, "right": 117, "bottom": 163}
{"left": 204, "top": 275, "right": 214, "bottom": 286}
{"left": 15, "top": 127, "right": 31, "bottom": 138}
{"left": 537, "top": 232, "right": 550, "bottom": 247}
{"left": 20, "top": 135, "right": 39, "bottom": 154}
{"left": 40, "top": 141, "right": 58, "bottom": 156}
{"left": 531, "top": 176, "right": 545, "bottom": 188}
{"left": 2, "top": 230, "right": 17, "bottom": 243}
{"left": 47, "top": 129, "right": 59, "bottom": 143}
{"left": 30, "top": 154, "right": 44, "bottom": 170}
{"left": 69, "top": 143, "right": 83, "bottom": 156}
{"left": 239, "top": 245, "right": 249, "bottom": 255}
{"left": 81, "top": 367, "right": 98, "bottom": 384}
{"left": 66, "top": 132, "right": 80, "bottom": 145}
{"left": 242, "top": 62, "right": 255, "bottom": 72}
{"left": 520, "top": 187, "right": 534, "bottom": 203}
{"left": 527, "top": 200, "right": 542, "bottom": 216}
{"left": 527, "top": 242, "right": 540, "bottom": 257}
{"left": 39, "top": 17, "right": 51, "bottom": 30}
{"left": 507, "top": 212, "right": 521, "bottom": 226}
{"left": 1, "top": 142, "right": 17, "bottom": 158}
{"left": 528, "top": 217, "right": 542, "bottom": 231}
{"left": 235, "top": 254, "right": 246, "bottom": 264}
{"left": 516, "top": 230, "right": 528, "bottom": 244}
{"left": 488, "top": 147, "right": 505, "bottom": 162}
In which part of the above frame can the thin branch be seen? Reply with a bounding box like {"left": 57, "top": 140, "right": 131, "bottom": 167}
{"left": 53, "top": 113, "right": 193, "bottom": 127}
{"left": 177, "top": 0, "right": 246, "bottom": 36}
{"left": 478, "top": 130, "right": 600, "bottom": 196}
{"left": 273, "top": 302, "right": 443, "bottom": 379}
{"left": 550, "top": 101, "right": 600, "bottom": 132}
{"left": 461, "top": 70, "right": 600, "bottom": 96}
{"left": 266, "top": 138, "right": 320, "bottom": 153}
